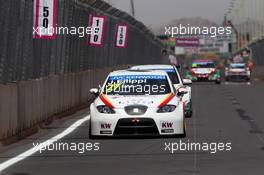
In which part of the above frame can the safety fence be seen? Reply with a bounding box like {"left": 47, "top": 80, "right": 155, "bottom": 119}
{"left": 0, "top": 0, "right": 163, "bottom": 141}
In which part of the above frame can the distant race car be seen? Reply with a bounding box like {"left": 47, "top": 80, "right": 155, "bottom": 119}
{"left": 185, "top": 60, "right": 221, "bottom": 84}
{"left": 225, "top": 63, "right": 250, "bottom": 82}
{"left": 89, "top": 70, "right": 186, "bottom": 138}
{"left": 129, "top": 65, "right": 193, "bottom": 117}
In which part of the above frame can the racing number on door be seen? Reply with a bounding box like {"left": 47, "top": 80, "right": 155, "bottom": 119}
{"left": 115, "top": 25, "right": 128, "bottom": 48}
{"left": 88, "top": 16, "right": 106, "bottom": 46}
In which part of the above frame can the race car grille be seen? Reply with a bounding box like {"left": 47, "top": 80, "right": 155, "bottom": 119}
{"left": 124, "top": 105, "right": 148, "bottom": 115}
{"left": 114, "top": 118, "right": 159, "bottom": 135}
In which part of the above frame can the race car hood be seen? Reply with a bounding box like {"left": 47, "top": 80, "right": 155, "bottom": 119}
{"left": 95, "top": 93, "right": 179, "bottom": 108}
{"left": 192, "top": 68, "right": 215, "bottom": 74}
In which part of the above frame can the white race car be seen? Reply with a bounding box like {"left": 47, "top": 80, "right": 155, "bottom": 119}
{"left": 89, "top": 70, "right": 186, "bottom": 138}
{"left": 129, "top": 65, "right": 193, "bottom": 117}
{"left": 225, "top": 63, "right": 250, "bottom": 82}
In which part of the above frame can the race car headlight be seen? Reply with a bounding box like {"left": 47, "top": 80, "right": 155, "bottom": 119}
{"left": 96, "top": 105, "right": 116, "bottom": 114}
{"left": 157, "top": 105, "right": 176, "bottom": 113}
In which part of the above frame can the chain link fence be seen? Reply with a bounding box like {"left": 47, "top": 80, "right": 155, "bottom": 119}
{"left": 0, "top": 0, "right": 163, "bottom": 84}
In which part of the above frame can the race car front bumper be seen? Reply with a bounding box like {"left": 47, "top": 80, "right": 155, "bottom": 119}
{"left": 192, "top": 74, "right": 219, "bottom": 81}
{"left": 225, "top": 74, "right": 250, "bottom": 82}
{"left": 90, "top": 104, "right": 184, "bottom": 137}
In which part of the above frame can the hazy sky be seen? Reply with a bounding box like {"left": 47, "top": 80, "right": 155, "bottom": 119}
{"left": 108, "top": 0, "right": 230, "bottom": 28}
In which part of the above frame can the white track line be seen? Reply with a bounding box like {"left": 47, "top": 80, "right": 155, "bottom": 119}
{"left": 0, "top": 115, "right": 90, "bottom": 172}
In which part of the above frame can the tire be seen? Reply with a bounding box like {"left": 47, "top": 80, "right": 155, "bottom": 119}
{"left": 216, "top": 80, "right": 221, "bottom": 84}
{"left": 185, "top": 110, "right": 192, "bottom": 118}
{"left": 184, "top": 100, "right": 192, "bottom": 118}
{"left": 172, "top": 123, "right": 186, "bottom": 138}
{"left": 89, "top": 120, "right": 97, "bottom": 139}
{"left": 178, "top": 127, "right": 186, "bottom": 138}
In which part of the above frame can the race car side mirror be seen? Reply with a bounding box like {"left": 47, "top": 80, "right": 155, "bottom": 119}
{"left": 183, "top": 79, "right": 192, "bottom": 85}
{"left": 177, "top": 87, "right": 188, "bottom": 97}
{"left": 90, "top": 88, "right": 99, "bottom": 97}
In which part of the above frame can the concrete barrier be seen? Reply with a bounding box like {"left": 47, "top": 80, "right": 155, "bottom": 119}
{"left": 0, "top": 66, "right": 127, "bottom": 141}
{"left": 0, "top": 84, "right": 18, "bottom": 140}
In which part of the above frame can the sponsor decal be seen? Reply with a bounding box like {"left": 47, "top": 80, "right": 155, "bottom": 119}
{"left": 158, "top": 93, "right": 175, "bottom": 108}
{"left": 161, "top": 129, "right": 174, "bottom": 133}
{"left": 100, "top": 123, "right": 112, "bottom": 129}
{"left": 99, "top": 94, "right": 115, "bottom": 108}
{"left": 106, "top": 82, "right": 123, "bottom": 93}
{"left": 100, "top": 131, "right": 112, "bottom": 134}
{"left": 33, "top": 0, "right": 57, "bottom": 39}
{"left": 161, "top": 122, "right": 173, "bottom": 128}
{"left": 115, "top": 24, "right": 128, "bottom": 48}
{"left": 108, "top": 75, "right": 166, "bottom": 81}
{"left": 88, "top": 16, "right": 106, "bottom": 47}
{"left": 161, "top": 69, "right": 176, "bottom": 73}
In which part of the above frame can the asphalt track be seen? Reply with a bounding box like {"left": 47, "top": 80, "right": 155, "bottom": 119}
{"left": 0, "top": 82, "right": 264, "bottom": 175}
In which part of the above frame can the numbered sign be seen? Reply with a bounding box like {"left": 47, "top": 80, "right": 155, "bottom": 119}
{"left": 88, "top": 16, "right": 106, "bottom": 47}
{"left": 115, "top": 24, "right": 128, "bottom": 48}
{"left": 33, "top": 0, "right": 57, "bottom": 39}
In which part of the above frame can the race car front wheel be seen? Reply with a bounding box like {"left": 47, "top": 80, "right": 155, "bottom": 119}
{"left": 172, "top": 121, "right": 186, "bottom": 138}
{"left": 215, "top": 80, "right": 221, "bottom": 84}
{"left": 89, "top": 120, "right": 97, "bottom": 139}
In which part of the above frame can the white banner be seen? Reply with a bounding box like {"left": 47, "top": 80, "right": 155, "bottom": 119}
{"left": 115, "top": 24, "right": 128, "bottom": 48}
{"left": 88, "top": 16, "right": 106, "bottom": 47}
{"left": 33, "top": 0, "right": 57, "bottom": 39}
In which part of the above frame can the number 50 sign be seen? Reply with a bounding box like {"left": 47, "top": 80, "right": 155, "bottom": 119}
{"left": 34, "top": 0, "right": 57, "bottom": 39}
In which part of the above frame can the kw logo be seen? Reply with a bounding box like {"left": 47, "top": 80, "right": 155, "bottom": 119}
{"left": 162, "top": 122, "right": 173, "bottom": 128}
{"left": 101, "top": 123, "right": 111, "bottom": 129}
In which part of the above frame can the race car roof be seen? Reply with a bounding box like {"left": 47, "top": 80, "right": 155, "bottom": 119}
{"left": 129, "top": 64, "right": 174, "bottom": 70}
{"left": 110, "top": 69, "right": 169, "bottom": 76}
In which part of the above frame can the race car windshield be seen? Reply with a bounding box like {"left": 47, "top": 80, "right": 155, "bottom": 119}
{"left": 103, "top": 75, "right": 172, "bottom": 95}
{"left": 192, "top": 62, "right": 215, "bottom": 68}
{"left": 159, "top": 69, "right": 180, "bottom": 84}
{"left": 230, "top": 64, "right": 246, "bottom": 69}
